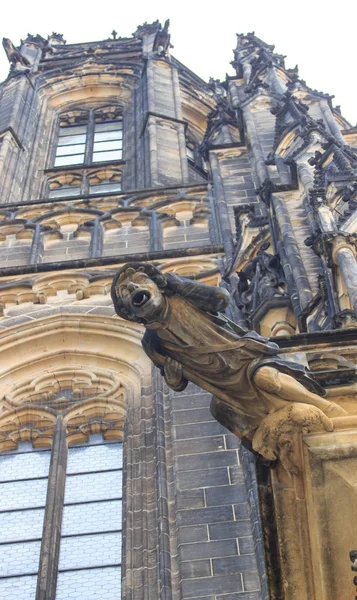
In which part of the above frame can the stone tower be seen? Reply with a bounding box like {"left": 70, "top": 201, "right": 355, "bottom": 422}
{"left": 0, "top": 22, "right": 356, "bottom": 600}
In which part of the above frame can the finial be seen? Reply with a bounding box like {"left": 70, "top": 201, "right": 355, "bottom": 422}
{"left": 111, "top": 30, "right": 117, "bottom": 40}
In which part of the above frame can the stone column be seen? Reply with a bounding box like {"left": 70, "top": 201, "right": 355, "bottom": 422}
{"left": 332, "top": 236, "right": 357, "bottom": 318}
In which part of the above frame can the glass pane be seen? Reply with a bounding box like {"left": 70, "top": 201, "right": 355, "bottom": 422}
{"left": 0, "top": 575, "right": 37, "bottom": 600}
{"left": 62, "top": 500, "right": 122, "bottom": 536}
{"left": 0, "top": 478, "right": 48, "bottom": 510}
{"left": 93, "top": 140, "right": 122, "bottom": 152}
{"left": 59, "top": 125, "right": 87, "bottom": 136}
{"left": 71, "top": 434, "right": 113, "bottom": 446}
{"left": 0, "top": 450, "right": 50, "bottom": 482}
{"left": 0, "top": 508, "right": 45, "bottom": 542}
{"left": 92, "top": 150, "right": 122, "bottom": 163}
{"left": 56, "top": 144, "right": 86, "bottom": 156}
{"left": 67, "top": 443, "right": 123, "bottom": 474}
{"left": 58, "top": 134, "right": 86, "bottom": 146}
{"left": 0, "top": 540, "right": 42, "bottom": 576}
{"left": 64, "top": 470, "right": 122, "bottom": 504}
{"left": 58, "top": 532, "right": 122, "bottom": 570}
{"left": 90, "top": 182, "right": 122, "bottom": 194}
{"left": 49, "top": 186, "right": 81, "bottom": 198}
{"left": 56, "top": 567, "right": 121, "bottom": 600}
{"left": 94, "top": 130, "right": 123, "bottom": 142}
{"left": 54, "top": 154, "right": 85, "bottom": 167}
{"left": 94, "top": 121, "right": 122, "bottom": 132}
{"left": 186, "top": 146, "right": 195, "bottom": 160}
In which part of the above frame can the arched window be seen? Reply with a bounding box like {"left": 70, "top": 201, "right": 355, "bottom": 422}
{"left": 0, "top": 441, "right": 51, "bottom": 599}
{"left": 0, "top": 387, "right": 125, "bottom": 599}
{"left": 54, "top": 106, "right": 123, "bottom": 168}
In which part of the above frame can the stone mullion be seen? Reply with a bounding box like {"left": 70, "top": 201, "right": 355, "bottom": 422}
{"left": 84, "top": 110, "right": 95, "bottom": 165}
{"left": 149, "top": 211, "right": 163, "bottom": 252}
{"left": 29, "top": 223, "right": 42, "bottom": 264}
{"left": 36, "top": 415, "right": 68, "bottom": 600}
{"left": 89, "top": 218, "right": 103, "bottom": 258}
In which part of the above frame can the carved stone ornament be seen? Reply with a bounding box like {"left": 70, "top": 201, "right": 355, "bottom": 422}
{"left": 236, "top": 242, "right": 287, "bottom": 319}
{"left": 111, "top": 262, "right": 346, "bottom": 475}
{"left": 2, "top": 37, "right": 31, "bottom": 71}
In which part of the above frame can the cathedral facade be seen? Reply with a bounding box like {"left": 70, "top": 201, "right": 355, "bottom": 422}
{"left": 0, "top": 21, "right": 356, "bottom": 600}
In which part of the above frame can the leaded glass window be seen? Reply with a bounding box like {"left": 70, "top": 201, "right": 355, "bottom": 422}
{"left": 0, "top": 442, "right": 51, "bottom": 600}
{"left": 93, "top": 121, "right": 123, "bottom": 164}
{"left": 0, "top": 434, "right": 123, "bottom": 599}
{"left": 54, "top": 107, "right": 123, "bottom": 168}
{"left": 55, "top": 125, "right": 87, "bottom": 167}
{"left": 56, "top": 436, "right": 123, "bottom": 599}
{"left": 186, "top": 144, "right": 195, "bottom": 162}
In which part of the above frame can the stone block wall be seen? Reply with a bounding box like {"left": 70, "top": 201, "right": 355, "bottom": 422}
{"left": 170, "top": 383, "right": 261, "bottom": 600}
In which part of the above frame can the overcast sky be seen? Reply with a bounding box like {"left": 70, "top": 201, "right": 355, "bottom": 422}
{"left": 1, "top": 0, "right": 356, "bottom": 124}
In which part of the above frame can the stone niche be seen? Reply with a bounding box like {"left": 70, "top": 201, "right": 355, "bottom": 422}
{"left": 258, "top": 332, "right": 357, "bottom": 600}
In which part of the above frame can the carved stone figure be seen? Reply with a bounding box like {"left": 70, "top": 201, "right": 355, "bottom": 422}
{"left": 236, "top": 242, "right": 286, "bottom": 318}
{"left": 111, "top": 262, "right": 346, "bottom": 474}
{"left": 153, "top": 19, "right": 171, "bottom": 55}
{"left": 2, "top": 38, "right": 30, "bottom": 71}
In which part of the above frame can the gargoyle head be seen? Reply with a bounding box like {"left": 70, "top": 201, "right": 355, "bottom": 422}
{"left": 111, "top": 262, "right": 168, "bottom": 324}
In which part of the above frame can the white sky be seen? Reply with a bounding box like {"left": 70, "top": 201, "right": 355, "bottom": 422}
{"left": 1, "top": 0, "right": 356, "bottom": 124}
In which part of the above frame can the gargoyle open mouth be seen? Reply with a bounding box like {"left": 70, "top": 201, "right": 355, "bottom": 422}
{"left": 131, "top": 289, "right": 151, "bottom": 307}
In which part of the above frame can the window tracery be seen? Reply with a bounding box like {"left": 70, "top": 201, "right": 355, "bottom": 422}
{"left": 47, "top": 167, "right": 123, "bottom": 199}
{"left": 54, "top": 106, "right": 123, "bottom": 168}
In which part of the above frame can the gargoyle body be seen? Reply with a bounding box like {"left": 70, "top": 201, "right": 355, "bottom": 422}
{"left": 111, "top": 262, "right": 346, "bottom": 474}
{"left": 2, "top": 38, "right": 30, "bottom": 71}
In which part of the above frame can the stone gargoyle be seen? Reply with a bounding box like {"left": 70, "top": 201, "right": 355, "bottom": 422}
{"left": 111, "top": 262, "right": 346, "bottom": 475}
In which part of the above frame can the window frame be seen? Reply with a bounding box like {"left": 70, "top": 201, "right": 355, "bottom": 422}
{"left": 0, "top": 432, "right": 124, "bottom": 599}
{"left": 186, "top": 138, "right": 208, "bottom": 177}
{"left": 46, "top": 168, "right": 123, "bottom": 200}
{"left": 52, "top": 107, "right": 124, "bottom": 170}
